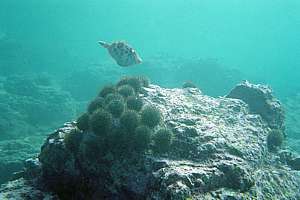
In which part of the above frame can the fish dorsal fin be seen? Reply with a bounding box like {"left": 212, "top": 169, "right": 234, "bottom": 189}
{"left": 98, "top": 41, "right": 110, "bottom": 48}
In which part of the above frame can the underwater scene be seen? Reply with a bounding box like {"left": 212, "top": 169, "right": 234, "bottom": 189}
{"left": 0, "top": 0, "right": 300, "bottom": 199}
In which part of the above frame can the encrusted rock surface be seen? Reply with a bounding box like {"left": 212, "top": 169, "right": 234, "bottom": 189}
{"left": 227, "top": 80, "right": 285, "bottom": 130}
{"left": 1, "top": 83, "right": 300, "bottom": 199}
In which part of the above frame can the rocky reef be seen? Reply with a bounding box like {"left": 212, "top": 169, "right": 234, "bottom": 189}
{"left": 0, "top": 74, "right": 77, "bottom": 184}
{"left": 1, "top": 78, "right": 300, "bottom": 200}
{"left": 0, "top": 74, "right": 77, "bottom": 139}
{"left": 227, "top": 80, "right": 285, "bottom": 130}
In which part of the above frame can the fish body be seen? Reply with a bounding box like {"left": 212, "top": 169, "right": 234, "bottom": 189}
{"left": 98, "top": 40, "right": 142, "bottom": 67}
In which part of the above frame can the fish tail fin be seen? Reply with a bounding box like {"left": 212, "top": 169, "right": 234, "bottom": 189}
{"left": 136, "top": 56, "right": 142, "bottom": 64}
{"left": 98, "top": 41, "right": 110, "bottom": 48}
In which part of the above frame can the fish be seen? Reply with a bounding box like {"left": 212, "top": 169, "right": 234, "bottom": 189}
{"left": 98, "top": 40, "right": 142, "bottom": 67}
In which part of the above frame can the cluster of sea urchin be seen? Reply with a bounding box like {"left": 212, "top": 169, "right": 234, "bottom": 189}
{"left": 67, "top": 76, "right": 173, "bottom": 159}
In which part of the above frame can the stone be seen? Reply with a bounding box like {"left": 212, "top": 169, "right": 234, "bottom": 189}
{"left": 226, "top": 80, "right": 285, "bottom": 130}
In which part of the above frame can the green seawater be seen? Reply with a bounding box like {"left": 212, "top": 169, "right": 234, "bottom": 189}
{"left": 0, "top": 0, "right": 299, "bottom": 184}
{"left": 1, "top": 1, "right": 299, "bottom": 90}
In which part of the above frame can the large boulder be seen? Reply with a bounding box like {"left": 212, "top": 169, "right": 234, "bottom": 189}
{"left": 2, "top": 82, "right": 300, "bottom": 200}
{"left": 226, "top": 80, "right": 285, "bottom": 130}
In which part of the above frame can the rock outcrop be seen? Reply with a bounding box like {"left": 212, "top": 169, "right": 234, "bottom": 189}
{"left": 1, "top": 81, "right": 300, "bottom": 200}
{"left": 227, "top": 80, "right": 285, "bottom": 130}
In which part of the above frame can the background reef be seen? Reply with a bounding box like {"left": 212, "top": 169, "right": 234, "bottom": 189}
{"left": 0, "top": 73, "right": 77, "bottom": 184}
{"left": 285, "top": 93, "right": 300, "bottom": 152}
